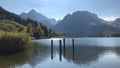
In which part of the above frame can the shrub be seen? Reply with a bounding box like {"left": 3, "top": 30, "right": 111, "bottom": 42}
{"left": 0, "top": 31, "right": 32, "bottom": 55}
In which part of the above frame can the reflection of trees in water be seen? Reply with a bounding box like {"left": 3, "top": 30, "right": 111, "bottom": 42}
{"left": 0, "top": 49, "right": 33, "bottom": 68}
{"left": 2, "top": 42, "right": 120, "bottom": 68}
{"left": 28, "top": 43, "right": 57, "bottom": 67}
{"left": 0, "top": 43, "right": 52, "bottom": 68}
{"left": 29, "top": 43, "right": 51, "bottom": 67}
{"left": 29, "top": 45, "right": 120, "bottom": 67}
{"left": 63, "top": 46, "right": 105, "bottom": 65}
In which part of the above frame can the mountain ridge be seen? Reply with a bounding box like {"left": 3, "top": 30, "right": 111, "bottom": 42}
{"left": 20, "top": 9, "right": 58, "bottom": 28}
{"left": 53, "top": 11, "right": 119, "bottom": 37}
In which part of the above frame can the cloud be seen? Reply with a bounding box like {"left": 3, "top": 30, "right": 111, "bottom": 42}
{"left": 99, "top": 16, "right": 119, "bottom": 21}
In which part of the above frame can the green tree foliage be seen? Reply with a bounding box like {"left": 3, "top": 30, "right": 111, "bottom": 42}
{"left": 16, "top": 26, "right": 26, "bottom": 32}
{"left": 26, "top": 23, "right": 34, "bottom": 37}
{"left": 43, "top": 27, "right": 48, "bottom": 36}
{"left": 48, "top": 29, "right": 58, "bottom": 37}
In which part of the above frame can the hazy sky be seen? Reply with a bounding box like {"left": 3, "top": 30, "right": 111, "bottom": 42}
{"left": 0, "top": 0, "right": 120, "bottom": 21}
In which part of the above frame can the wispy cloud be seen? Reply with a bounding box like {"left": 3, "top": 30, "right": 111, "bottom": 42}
{"left": 99, "top": 16, "right": 119, "bottom": 21}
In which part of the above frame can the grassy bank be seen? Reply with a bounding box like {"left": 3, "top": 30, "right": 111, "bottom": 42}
{"left": 0, "top": 31, "right": 32, "bottom": 55}
{"left": 0, "top": 19, "right": 26, "bottom": 31}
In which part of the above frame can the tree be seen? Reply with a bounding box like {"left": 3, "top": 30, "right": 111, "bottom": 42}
{"left": 26, "top": 23, "right": 34, "bottom": 36}
{"left": 43, "top": 27, "right": 48, "bottom": 36}
{"left": 17, "top": 26, "right": 26, "bottom": 32}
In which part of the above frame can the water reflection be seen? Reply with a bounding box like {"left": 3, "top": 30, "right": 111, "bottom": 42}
{"left": 63, "top": 46, "right": 105, "bottom": 64}
{"left": 49, "top": 38, "right": 106, "bottom": 65}
{"left": 29, "top": 43, "right": 52, "bottom": 67}
{"left": 62, "top": 46, "right": 120, "bottom": 65}
{"left": 0, "top": 49, "right": 33, "bottom": 68}
{"left": 0, "top": 43, "right": 52, "bottom": 68}
{"left": 49, "top": 38, "right": 120, "bottom": 66}
{"left": 30, "top": 38, "right": 120, "bottom": 68}
{"left": 1, "top": 38, "right": 120, "bottom": 68}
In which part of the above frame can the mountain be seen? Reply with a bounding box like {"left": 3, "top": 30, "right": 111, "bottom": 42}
{"left": 19, "top": 9, "right": 57, "bottom": 28}
{"left": 110, "top": 18, "right": 120, "bottom": 28}
{"left": 53, "top": 11, "right": 119, "bottom": 37}
{"left": 48, "top": 19, "right": 58, "bottom": 25}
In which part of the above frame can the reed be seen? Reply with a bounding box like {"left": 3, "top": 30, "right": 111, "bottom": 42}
{"left": 0, "top": 31, "right": 32, "bottom": 55}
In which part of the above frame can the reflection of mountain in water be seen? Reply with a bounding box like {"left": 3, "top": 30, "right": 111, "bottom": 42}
{"left": 61, "top": 46, "right": 120, "bottom": 65}
{"left": 2, "top": 42, "right": 120, "bottom": 68}
{"left": 63, "top": 46, "right": 105, "bottom": 65}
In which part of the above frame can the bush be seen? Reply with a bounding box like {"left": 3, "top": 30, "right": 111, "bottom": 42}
{"left": 0, "top": 31, "right": 32, "bottom": 55}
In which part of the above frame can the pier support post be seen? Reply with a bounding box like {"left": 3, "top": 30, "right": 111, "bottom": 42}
{"left": 59, "top": 40, "right": 62, "bottom": 61}
{"left": 72, "top": 38, "right": 75, "bottom": 60}
{"left": 51, "top": 40, "right": 53, "bottom": 60}
{"left": 63, "top": 38, "right": 65, "bottom": 56}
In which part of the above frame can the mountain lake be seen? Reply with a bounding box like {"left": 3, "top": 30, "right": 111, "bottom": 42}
{"left": 1, "top": 37, "right": 120, "bottom": 68}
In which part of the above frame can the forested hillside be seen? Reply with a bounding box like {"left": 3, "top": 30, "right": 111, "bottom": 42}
{"left": 0, "top": 6, "right": 56, "bottom": 39}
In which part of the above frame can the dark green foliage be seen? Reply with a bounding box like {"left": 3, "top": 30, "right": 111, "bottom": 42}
{"left": 33, "top": 28, "right": 41, "bottom": 39}
{"left": 26, "top": 23, "right": 51, "bottom": 39}
{"left": 48, "top": 29, "right": 58, "bottom": 37}
{"left": 26, "top": 18, "right": 38, "bottom": 27}
{"left": 26, "top": 23, "right": 34, "bottom": 36}
{"left": 43, "top": 27, "right": 48, "bottom": 36}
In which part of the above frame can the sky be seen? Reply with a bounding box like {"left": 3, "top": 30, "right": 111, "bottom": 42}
{"left": 0, "top": 0, "right": 120, "bottom": 21}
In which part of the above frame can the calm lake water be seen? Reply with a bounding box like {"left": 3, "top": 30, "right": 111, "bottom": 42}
{"left": 1, "top": 37, "right": 120, "bottom": 68}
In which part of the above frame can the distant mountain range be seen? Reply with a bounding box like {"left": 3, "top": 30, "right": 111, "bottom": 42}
{"left": 1, "top": 5, "right": 120, "bottom": 37}
{"left": 110, "top": 18, "right": 120, "bottom": 28}
{"left": 52, "top": 11, "right": 120, "bottom": 37}
{"left": 19, "top": 9, "right": 58, "bottom": 28}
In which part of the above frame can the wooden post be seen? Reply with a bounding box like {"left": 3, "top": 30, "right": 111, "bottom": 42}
{"left": 72, "top": 38, "right": 75, "bottom": 60}
{"left": 63, "top": 38, "right": 65, "bottom": 46}
{"left": 51, "top": 40, "right": 53, "bottom": 60}
{"left": 59, "top": 40, "right": 62, "bottom": 61}
{"left": 63, "top": 38, "right": 65, "bottom": 56}
{"left": 72, "top": 38, "right": 74, "bottom": 47}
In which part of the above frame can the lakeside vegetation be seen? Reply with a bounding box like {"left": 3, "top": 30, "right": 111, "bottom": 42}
{"left": 0, "top": 6, "right": 58, "bottom": 55}
{"left": 0, "top": 19, "right": 26, "bottom": 31}
{"left": 0, "top": 32, "right": 32, "bottom": 55}
{"left": 0, "top": 19, "right": 57, "bottom": 55}
{"left": 0, "top": 19, "right": 32, "bottom": 55}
